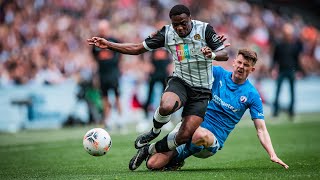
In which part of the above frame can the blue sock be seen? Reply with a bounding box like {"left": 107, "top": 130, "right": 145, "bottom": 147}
{"left": 175, "top": 141, "right": 203, "bottom": 162}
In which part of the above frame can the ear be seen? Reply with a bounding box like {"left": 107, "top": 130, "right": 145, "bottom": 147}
{"left": 251, "top": 66, "right": 256, "bottom": 73}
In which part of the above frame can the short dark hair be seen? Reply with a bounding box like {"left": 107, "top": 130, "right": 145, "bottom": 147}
{"left": 237, "top": 49, "right": 258, "bottom": 65}
{"left": 169, "top": 4, "right": 190, "bottom": 18}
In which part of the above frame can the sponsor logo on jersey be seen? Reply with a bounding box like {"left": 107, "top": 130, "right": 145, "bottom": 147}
{"left": 240, "top": 96, "right": 247, "bottom": 103}
{"left": 176, "top": 44, "right": 191, "bottom": 61}
{"left": 212, "top": 94, "right": 239, "bottom": 112}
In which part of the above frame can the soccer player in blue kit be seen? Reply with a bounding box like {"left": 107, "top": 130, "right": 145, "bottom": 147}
{"left": 146, "top": 48, "right": 289, "bottom": 170}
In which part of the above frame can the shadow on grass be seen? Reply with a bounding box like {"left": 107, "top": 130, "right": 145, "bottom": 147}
{"left": 178, "top": 166, "right": 281, "bottom": 172}
{"left": 130, "top": 166, "right": 283, "bottom": 173}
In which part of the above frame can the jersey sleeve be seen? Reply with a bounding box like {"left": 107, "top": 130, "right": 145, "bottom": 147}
{"left": 249, "top": 92, "right": 264, "bottom": 120}
{"left": 143, "top": 26, "right": 166, "bottom": 51}
{"left": 205, "top": 24, "right": 224, "bottom": 52}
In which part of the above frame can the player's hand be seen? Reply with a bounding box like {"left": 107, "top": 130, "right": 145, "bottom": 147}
{"left": 217, "top": 34, "right": 231, "bottom": 48}
{"left": 87, "top": 37, "right": 109, "bottom": 49}
{"left": 271, "top": 156, "right": 289, "bottom": 169}
{"left": 201, "top": 46, "right": 213, "bottom": 58}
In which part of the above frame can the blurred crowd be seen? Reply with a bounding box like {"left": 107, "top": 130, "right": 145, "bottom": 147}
{"left": 1, "top": 0, "right": 320, "bottom": 87}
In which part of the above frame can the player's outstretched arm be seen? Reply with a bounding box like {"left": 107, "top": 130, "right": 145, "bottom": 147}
{"left": 253, "top": 119, "right": 289, "bottom": 169}
{"left": 87, "top": 37, "right": 148, "bottom": 55}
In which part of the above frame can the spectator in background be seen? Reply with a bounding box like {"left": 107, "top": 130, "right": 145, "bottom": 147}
{"left": 271, "top": 23, "right": 304, "bottom": 119}
{"left": 314, "top": 36, "right": 320, "bottom": 75}
{"left": 91, "top": 20, "right": 122, "bottom": 129}
{"left": 0, "top": 0, "right": 319, "bottom": 88}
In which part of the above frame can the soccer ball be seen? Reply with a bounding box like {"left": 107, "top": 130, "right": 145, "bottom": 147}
{"left": 83, "top": 128, "right": 112, "bottom": 156}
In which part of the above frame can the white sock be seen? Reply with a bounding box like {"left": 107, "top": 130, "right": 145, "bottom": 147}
{"left": 148, "top": 143, "right": 156, "bottom": 154}
{"left": 153, "top": 107, "right": 171, "bottom": 133}
{"left": 167, "top": 129, "right": 178, "bottom": 150}
{"left": 152, "top": 128, "right": 161, "bottom": 134}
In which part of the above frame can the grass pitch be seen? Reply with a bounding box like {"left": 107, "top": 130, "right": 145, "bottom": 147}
{"left": 0, "top": 113, "right": 320, "bottom": 179}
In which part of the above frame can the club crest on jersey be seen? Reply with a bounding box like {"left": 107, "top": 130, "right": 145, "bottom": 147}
{"left": 240, "top": 96, "right": 247, "bottom": 103}
{"left": 194, "top": 34, "right": 201, "bottom": 40}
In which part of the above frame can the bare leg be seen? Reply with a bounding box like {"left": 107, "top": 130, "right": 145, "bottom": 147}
{"left": 148, "top": 115, "right": 203, "bottom": 154}
{"left": 192, "top": 127, "right": 215, "bottom": 148}
{"left": 102, "top": 96, "right": 111, "bottom": 126}
{"left": 115, "top": 95, "right": 122, "bottom": 115}
{"left": 175, "top": 115, "right": 203, "bottom": 145}
{"left": 146, "top": 151, "right": 175, "bottom": 170}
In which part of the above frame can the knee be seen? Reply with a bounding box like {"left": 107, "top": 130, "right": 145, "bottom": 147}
{"left": 159, "top": 104, "right": 172, "bottom": 115}
{"left": 192, "top": 129, "right": 206, "bottom": 143}
{"left": 146, "top": 153, "right": 171, "bottom": 170}
{"left": 192, "top": 128, "right": 212, "bottom": 147}
{"left": 158, "top": 92, "right": 181, "bottom": 115}
{"left": 146, "top": 157, "right": 157, "bottom": 170}
{"left": 159, "top": 100, "right": 180, "bottom": 116}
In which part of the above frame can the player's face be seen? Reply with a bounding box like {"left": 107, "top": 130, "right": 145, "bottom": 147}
{"left": 170, "top": 14, "right": 192, "bottom": 37}
{"left": 232, "top": 54, "right": 255, "bottom": 84}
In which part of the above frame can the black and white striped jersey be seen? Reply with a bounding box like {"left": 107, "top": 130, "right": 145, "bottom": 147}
{"left": 143, "top": 20, "right": 224, "bottom": 90}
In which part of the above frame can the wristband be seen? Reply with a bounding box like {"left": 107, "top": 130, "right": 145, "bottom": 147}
{"left": 211, "top": 52, "right": 216, "bottom": 60}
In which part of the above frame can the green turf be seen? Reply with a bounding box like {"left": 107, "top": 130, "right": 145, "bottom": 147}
{"left": 0, "top": 113, "right": 320, "bottom": 179}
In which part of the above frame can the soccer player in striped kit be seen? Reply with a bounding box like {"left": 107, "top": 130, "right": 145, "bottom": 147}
{"left": 87, "top": 4, "right": 230, "bottom": 170}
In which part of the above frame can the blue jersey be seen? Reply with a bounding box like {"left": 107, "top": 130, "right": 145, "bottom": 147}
{"left": 202, "top": 66, "right": 264, "bottom": 148}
